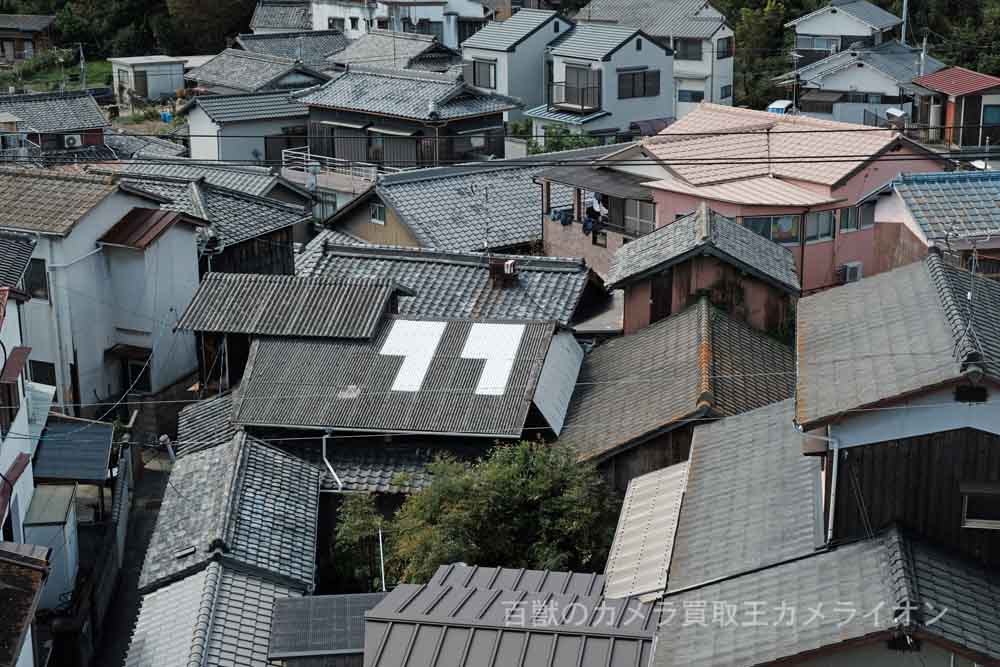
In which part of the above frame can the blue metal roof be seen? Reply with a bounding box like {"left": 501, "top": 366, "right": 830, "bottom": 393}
{"left": 34, "top": 418, "right": 114, "bottom": 483}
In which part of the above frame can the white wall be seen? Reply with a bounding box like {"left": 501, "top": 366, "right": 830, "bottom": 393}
{"left": 793, "top": 8, "right": 880, "bottom": 38}
{"left": 186, "top": 106, "right": 220, "bottom": 161}
{"left": 311, "top": 0, "right": 373, "bottom": 37}
{"left": 499, "top": 16, "right": 573, "bottom": 119}
{"left": 0, "top": 300, "right": 36, "bottom": 547}
{"left": 812, "top": 62, "right": 902, "bottom": 96}
{"left": 218, "top": 117, "right": 307, "bottom": 162}
{"left": 113, "top": 62, "right": 185, "bottom": 103}
{"left": 672, "top": 25, "right": 734, "bottom": 118}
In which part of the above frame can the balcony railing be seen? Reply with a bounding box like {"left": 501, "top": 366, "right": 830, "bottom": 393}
{"left": 549, "top": 82, "right": 601, "bottom": 114}
{"left": 282, "top": 146, "right": 403, "bottom": 182}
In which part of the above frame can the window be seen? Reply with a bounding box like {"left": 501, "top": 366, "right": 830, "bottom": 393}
{"left": 743, "top": 215, "right": 800, "bottom": 243}
{"left": 126, "top": 359, "right": 151, "bottom": 394}
{"left": 368, "top": 133, "right": 384, "bottom": 162}
{"left": 678, "top": 89, "right": 704, "bottom": 103}
{"left": 961, "top": 483, "right": 1000, "bottom": 529}
{"left": 618, "top": 70, "right": 660, "bottom": 99}
{"left": 554, "top": 21, "right": 560, "bottom": 33}
{"left": 350, "top": 16, "right": 359, "bottom": 30}
{"left": 716, "top": 36, "right": 733, "bottom": 59}
{"left": 804, "top": 210, "right": 835, "bottom": 241}
{"left": 859, "top": 201, "right": 875, "bottom": 228}
{"left": 0, "top": 377, "right": 20, "bottom": 439}
{"left": 563, "top": 66, "right": 600, "bottom": 109}
{"left": 720, "top": 84, "right": 732, "bottom": 99}
{"left": 473, "top": 59, "right": 496, "bottom": 89}
{"left": 624, "top": 200, "right": 655, "bottom": 237}
{"left": 328, "top": 17, "right": 345, "bottom": 30}
{"left": 839, "top": 206, "right": 859, "bottom": 232}
{"left": 635, "top": 38, "right": 642, "bottom": 51}
{"left": 796, "top": 35, "right": 838, "bottom": 51}
{"left": 674, "top": 38, "right": 703, "bottom": 61}
{"left": 592, "top": 228, "right": 607, "bottom": 247}
{"left": 376, "top": 19, "right": 389, "bottom": 29}
{"left": 23, "top": 258, "right": 48, "bottom": 300}
{"left": 29, "top": 360, "right": 56, "bottom": 387}
{"left": 370, "top": 202, "right": 386, "bottom": 225}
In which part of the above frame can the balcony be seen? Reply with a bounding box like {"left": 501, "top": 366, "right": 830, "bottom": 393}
{"left": 549, "top": 82, "right": 601, "bottom": 114}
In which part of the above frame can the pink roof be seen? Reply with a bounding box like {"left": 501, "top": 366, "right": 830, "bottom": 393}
{"left": 641, "top": 103, "right": 900, "bottom": 187}
{"left": 643, "top": 175, "right": 845, "bottom": 207}
{"left": 912, "top": 66, "right": 1000, "bottom": 97}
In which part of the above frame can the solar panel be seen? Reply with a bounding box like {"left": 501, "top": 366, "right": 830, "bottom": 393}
{"left": 269, "top": 593, "right": 388, "bottom": 659}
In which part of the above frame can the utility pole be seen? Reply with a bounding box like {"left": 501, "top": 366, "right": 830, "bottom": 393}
{"left": 79, "top": 43, "right": 86, "bottom": 91}
{"left": 900, "top": 0, "right": 908, "bottom": 46}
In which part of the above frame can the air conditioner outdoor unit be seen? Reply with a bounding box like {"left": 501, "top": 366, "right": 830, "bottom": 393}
{"left": 62, "top": 134, "right": 82, "bottom": 149}
{"left": 840, "top": 261, "right": 863, "bottom": 284}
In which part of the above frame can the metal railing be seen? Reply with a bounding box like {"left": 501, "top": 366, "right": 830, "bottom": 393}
{"left": 549, "top": 82, "right": 601, "bottom": 114}
{"left": 282, "top": 146, "right": 402, "bottom": 182}
{"left": 0, "top": 138, "right": 41, "bottom": 162}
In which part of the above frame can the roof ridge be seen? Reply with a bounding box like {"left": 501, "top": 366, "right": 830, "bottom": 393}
{"left": 319, "top": 241, "right": 586, "bottom": 270}
{"left": 924, "top": 254, "right": 983, "bottom": 369}
{"left": 368, "top": 28, "right": 436, "bottom": 42}
{"left": 219, "top": 435, "right": 250, "bottom": 555}
{"left": 198, "top": 181, "right": 307, "bottom": 212}
{"left": 696, "top": 298, "right": 714, "bottom": 407}
{"left": 881, "top": 527, "right": 921, "bottom": 628}
{"left": 239, "top": 29, "right": 345, "bottom": 39}
{"left": 218, "top": 47, "right": 299, "bottom": 65}
{"left": 0, "top": 167, "right": 116, "bottom": 187}
{"left": 190, "top": 561, "right": 222, "bottom": 666}
{"left": 187, "top": 181, "right": 209, "bottom": 220}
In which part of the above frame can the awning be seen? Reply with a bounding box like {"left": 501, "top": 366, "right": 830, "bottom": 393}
{"left": 34, "top": 417, "right": 114, "bottom": 484}
{"left": 367, "top": 126, "right": 417, "bottom": 137}
{"left": 800, "top": 89, "right": 844, "bottom": 103}
{"left": 0, "top": 346, "right": 30, "bottom": 383}
{"left": 539, "top": 165, "right": 655, "bottom": 201}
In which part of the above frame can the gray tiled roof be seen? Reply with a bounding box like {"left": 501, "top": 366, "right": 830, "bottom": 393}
{"left": 250, "top": 0, "right": 312, "bottom": 31}
{"left": 187, "top": 49, "right": 329, "bottom": 93}
{"left": 667, "top": 399, "right": 820, "bottom": 591}
{"left": 0, "top": 170, "right": 117, "bottom": 236}
{"left": 606, "top": 202, "right": 800, "bottom": 292}
{"left": 795, "top": 254, "right": 999, "bottom": 428}
{"left": 560, "top": 298, "right": 795, "bottom": 462}
{"left": 782, "top": 40, "right": 944, "bottom": 87}
{"left": 273, "top": 441, "right": 441, "bottom": 493}
{"left": 430, "top": 563, "right": 606, "bottom": 594}
{"left": 549, "top": 23, "right": 641, "bottom": 60}
{"left": 105, "top": 161, "right": 283, "bottom": 196}
{"left": 0, "top": 230, "right": 36, "bottom": 290}
{"left": 177, "top": 273, "right": 406, "bottom": 338}
{"left": 604, "top": 461, "right": 687, "bottom": 599}
{"left": 0, "top": 541, "right": 45, "bottom": 667}
{"left": 329, "top": 30, "right": 460, "bottom": 71}
{"left": 187, "top": 91, "right": 309, "bottom": 123}
{"left": 269, "top": 593, "right": 388, "bottom": 659}
{"left": 175, "top": 393, "right": 235, "bottom": 458}
{"left": 126, "top": 562, "right": 300, "bottom": 667}
{"left": 573, "top": 0, "right": 726, "bottom": 39}
{"left": 296, "top": 242, "right": 590, "bottom": 325}
{"left": 461, "top": 9, "right": 561, "bottom": 52}
{"left": 0, "top": 90, "right": 108, "bottom": 133}
{"left": 295, "top": 66, "right": 520, "bottom": 121}
{"left": 365, "top": 583, "right": 657, "bottom": 667}
{"left": 138, "top": 433, "right": 321, "bottom": 592}
{"left": 0, "top": 14, "right": 54, "bottom": 31}
{"left": 237, "top": 30, "right": 350, "bottom": 68}
{"left": 123, "top": 176, "right": 308, "bottom": 247}
{"left": 103, "top": 130, "right": 187, "bottom": 159}
{"left": 234, "top": 318, "right": 565, "bottom": 437}
{"left": 890, "top": 171, "right": 1000, "bottom": 241}
{"left": 655, "top": 527, "right": 1000, "bottom": 666}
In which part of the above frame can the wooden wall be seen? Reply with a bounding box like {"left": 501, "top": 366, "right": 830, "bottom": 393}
{"left": 203, "top": 228, "right": 296, "bottom": 276}
{"left": 598, "top": 424, "right": 694, "bottom": 493}
{"left": 336, "top": 195, "right": 421, "bottom": 248}
{"left": 833, "top": 428, "right": 1000, "bottom": 569}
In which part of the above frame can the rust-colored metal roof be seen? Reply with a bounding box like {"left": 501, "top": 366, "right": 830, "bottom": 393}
{"left": 0, "top": 345, "right": 30, "bottom": 383}
{"left": 913, "top": 66, "right": 1000, "bottom": 97}
{"left": 98, "top": 207, "right": 204, "bottom": 249}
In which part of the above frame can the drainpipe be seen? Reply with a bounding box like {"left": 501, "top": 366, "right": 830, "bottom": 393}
{"left": 796, "top": 424, "right": 840, "bottom": 543}
{"left": 321, "top": 429, "right": 344, "bottom": 492}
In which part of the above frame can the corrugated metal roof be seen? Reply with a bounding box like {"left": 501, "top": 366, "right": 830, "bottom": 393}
{"left": 33, "top": 417, "right": 113, "bottom": 483}
{"left": 644, "top": 174, "right": 843, "bottom": 206}
{"left": 188, "top": 91, "right": 309, "bottom": 123}
{"left": 430, "top": 564, "right": 606, "bottom": 595}
{"left": 97, "top": 207, "right": 204, "bottom": 249}
{"left": 297, "top": 242, "right": 591, "bottom": 325}
{"left": 234, "top": 317, "right": 569, "bottom": 437}
{"left": 559, "top": 298, "right": 795, "bottom": 462}
{"left": 539, "top": 164, "right": 654, "bottom": 201}
{"left": 364, "top": 583, "right": 657, "bottom": 667}
{"left": 0, "top": 230, "right": 36, "bottom": 290}
{"left": 549, "top": 23, "right": 640, "bottom": 60}
{"left": 461, "top": 9, "right": 562, "bottom": 52}
{"left": 574, "top": 0, "right": 726, "bottom": 39}
{"left": 269, "top": 593, "right": 387, "bottom": 659}
{"left": 912, "top": 65, "right": 1000, "bottom": 96}
{"left": 603, "top": 461, "right": 687, "bottom": 599}
{"left": 606, "top": 202, "right": 800, "bottom": 292}
{"left": 296, "top": 67, "right": 520, "bottom": 121}
{"left": 177, "top": 273, "right": 406, "bottom": 339}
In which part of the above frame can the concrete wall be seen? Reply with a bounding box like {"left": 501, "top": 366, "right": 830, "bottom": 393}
{"left": 186, "top": 105, "right": 220, "bottom": 161}
{"left": 792, "top": 8, "right": 880, "bottom": 38}
{"left": 112, "top": 61, "right": 185, "bottom": 102}
{"left": 542, "top": 213, "right": 623, "bottom": 279}
{"left": 311, "top": 0, "right": 373, "bottom": 37}
{"left": 672, "top": 25, "right": 735, "bottom": 118}
{"left": 218, "top": 117, "right": 308, "bottom": 163}
{"left": 0, "top": 300, "right": 36, "bottom": 552}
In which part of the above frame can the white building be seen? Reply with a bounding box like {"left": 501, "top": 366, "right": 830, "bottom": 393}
{"left": 0, "top": 171, "right": 202, "bottom": 417}
{"left": 461, "top": 9, "right": 572, "bottom": 122}
{"left": 181, "top": 92, "right": 309, "bottom": 162}
{"left": 572, "top": 0, "right": 734, "bottom": 118}
{"left": 524, "top": 24, "right": 675, "bottom": 142}
{"left": 785, "top": 0, "right": 901, "bottom": 65}
{"left": 311, "top": 0, "right": 489, "bottom": 48}
{"left": 108, "top": 55, "right": 187, "bottom": 106}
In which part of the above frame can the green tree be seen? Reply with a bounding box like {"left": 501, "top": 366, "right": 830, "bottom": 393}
{"left": 528, "top": 126, "right": 600, "bottom": 154}
{"left": 166, "top": 0, "right": 256, "bottom": 53}
{"left": 386, "top": 441, "right": 619, "bottom": 583}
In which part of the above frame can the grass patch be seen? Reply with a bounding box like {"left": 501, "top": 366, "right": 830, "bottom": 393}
{"left": 0, "top": 58, "right": 113, "bottom": 92}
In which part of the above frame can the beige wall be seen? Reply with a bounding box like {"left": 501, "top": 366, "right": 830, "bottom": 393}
{"left": 337, "top": 199, "right": 421, "bottom": 248}
{"left": 543, "top": 215, "right": 623, "bottom": 279}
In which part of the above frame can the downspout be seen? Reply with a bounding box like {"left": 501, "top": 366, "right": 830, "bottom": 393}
{"left": 321, "top": 429, "right": 344, "bottom": 492}
{"left": 796, "top": 424, "right": 840, "bottom": 543}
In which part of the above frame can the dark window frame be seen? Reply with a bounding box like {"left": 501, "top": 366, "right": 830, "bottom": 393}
{"left": 720, "top": 84, "right": 733, "bottom": 99}
{"left": 473, "top": 59, "right": 496, "bottom": 89}
{"left": 618, "top": 70, "right": 660, "bottom": 99}
{"left": 742, "top": 214, "right": 801, "bottom": 244}
{"left": 28, "top": 360, "right": 56, "bottom": 386}
{"left": 678, "top": 89, "right": 705, "bottom": 103}
{"left": 23, "top": 258, "right": 48, "bottom": 301}
{"left": 804, "top": 210, "right": 835, "bottom": 242}
{"left": 674, "top": 37, "right": 703, "bottom": 61}
{"left": 962, "top": 483, "right": 1000, "bottom": 530}
{"left": 716, "top": 36, "right": 733, "bottom": 59}
{"left": 125, "top": 358, "right": 151, "bottom": 394}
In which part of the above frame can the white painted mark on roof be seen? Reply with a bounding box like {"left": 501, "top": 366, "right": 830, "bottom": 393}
{"left": 461, "top": 323, "right": 526, "bottom": 395}
{"left": 380, "top": 320, "right": 448, "bottom": 392}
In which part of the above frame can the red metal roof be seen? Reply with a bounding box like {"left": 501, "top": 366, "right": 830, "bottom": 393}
{"left": 912, "top": 66, "right": 1000, "bottom": 97}
{"left": 0, "top": 346, "right": 30, "bottom": 384}
{"left": 98, "top": 207, "right": 205, "bottom": 249}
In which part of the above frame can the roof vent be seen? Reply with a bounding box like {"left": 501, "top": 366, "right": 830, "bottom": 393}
{"left": 489, "top": 258, "right": 518, "bottom": 287}
{"left": 174, "top": 546, "right": 196, "bottom": 559}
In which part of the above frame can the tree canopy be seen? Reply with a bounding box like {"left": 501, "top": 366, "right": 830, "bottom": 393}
{"left": 333, "top": 441, "right": 620, "bottom": 590}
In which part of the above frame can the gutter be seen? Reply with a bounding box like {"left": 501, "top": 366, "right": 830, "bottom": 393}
{"left": 795, "top": 424, "right": 840, "bottom": 544}
{"left": 321, "top": 430, "right": 344, "bottom": 492}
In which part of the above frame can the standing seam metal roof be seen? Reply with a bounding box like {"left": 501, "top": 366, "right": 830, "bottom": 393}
{"left": 573, "top": 0, "right": 726, "bottom": 38}
{"left": 461, "top": 9, "right": 562, "bottom": 52}
{"left": 176, "top": 273, "right": 406, "bottom": 338}
{"left": 549, "top": 23, "right": 643, "bottom": 60}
